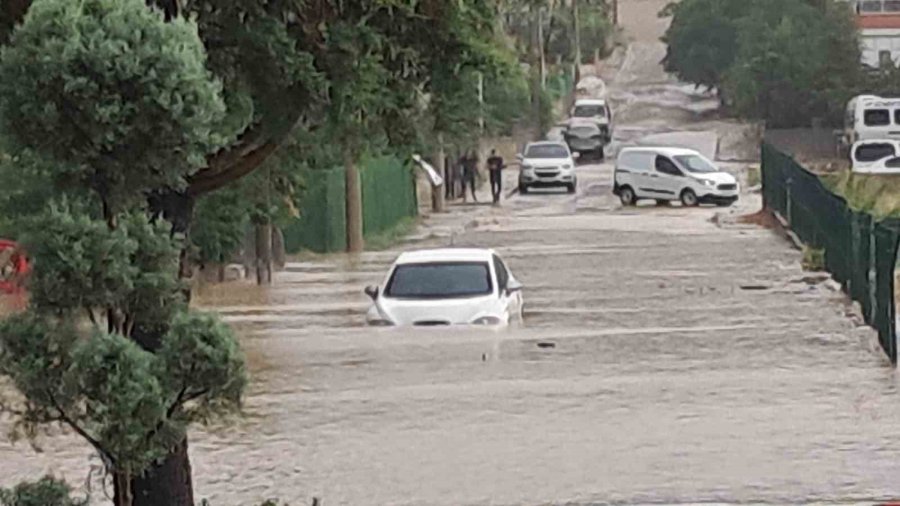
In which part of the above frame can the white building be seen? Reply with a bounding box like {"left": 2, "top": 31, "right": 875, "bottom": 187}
{"left": 847, "top": 0, "right": 900, "bottom": 68}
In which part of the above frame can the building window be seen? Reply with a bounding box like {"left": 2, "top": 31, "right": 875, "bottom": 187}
{"left": 859, "top": 0, "right": 900, "bottom": 12}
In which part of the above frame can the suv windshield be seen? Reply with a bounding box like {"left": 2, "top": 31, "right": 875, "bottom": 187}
{"left": 525, "top": 144, "right": 569, "bottom": 159}
{"left": 573, "top": 105, "right": 606, "bottom": 118}
{"left": 385, "top": 262, "right": 492, "bottom": 299}
{"left": 674, "top": 154, "right": 718, "bottom": 173}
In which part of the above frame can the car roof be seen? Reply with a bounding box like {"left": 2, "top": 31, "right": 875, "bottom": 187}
{"left": 395, "top": 248, "right": 496, "bottom": 264}
{"left": 857, "top": 95, "right": 900, "bottom": 107}
{"left": 525, "top": 140, "right": 568, "bottom": 148}
{"left": 574, "top": 99, "right": 606, "bottom": 106}
{"left": 618, "top": 146, "right": 701, "bottom": 157}
{"left": 852, "top": 139, "right": 900, "bottom": 147}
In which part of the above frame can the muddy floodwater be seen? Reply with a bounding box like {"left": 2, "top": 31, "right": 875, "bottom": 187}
{"left": 3, "top": 1, "right": 900, "bottom": 504}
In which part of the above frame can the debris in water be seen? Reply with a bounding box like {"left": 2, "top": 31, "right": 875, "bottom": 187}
{"left": 537, "top": 342, "right": 556, "bottom": 349}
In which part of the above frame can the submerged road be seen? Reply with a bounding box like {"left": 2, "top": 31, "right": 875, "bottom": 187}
{"left": 2, "top": 1, "right": 900, "bottom": 504}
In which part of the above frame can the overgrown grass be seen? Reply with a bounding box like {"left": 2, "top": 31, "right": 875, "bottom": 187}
{"left": 364, "top": 217, "right": 418, "bottom": 251}
{"left": 802, "top": 246, "right": 825, "bottom": 271}
{"left": 823, "top": 171, "right": 900, "bottom": 219}
{"left": 746, "top": 166, "right": 761, "bottom": 188}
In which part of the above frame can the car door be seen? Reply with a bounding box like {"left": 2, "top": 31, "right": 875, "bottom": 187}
{"left": 493, "top": 255, "right": 521, "bottom": 321}
{"left": 653, "top": 155, "right": 684, "bottom": 197}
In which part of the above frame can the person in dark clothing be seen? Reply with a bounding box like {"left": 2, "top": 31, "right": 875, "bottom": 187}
{"left": 487, "top": 149, "right": 505, "bottom": 204}
{"left": 463, "top": 150, "right": 478, "bottom": 202}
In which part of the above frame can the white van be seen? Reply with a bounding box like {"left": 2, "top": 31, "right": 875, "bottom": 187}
{"left": 843, "top": 95, "right": 900, "bottom": 147}
{"left": 851, "top": 139, "right": 900, "bottom": 174}
{"left": 613, "top": 147, "right": 739, "bottom": 207}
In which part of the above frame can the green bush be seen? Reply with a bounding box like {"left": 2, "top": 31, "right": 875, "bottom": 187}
{"left": 802, "top": 246, "right": 826, "bottom": 272}
{"left": 0, "top": 476, "right": 87, "bottom": 506}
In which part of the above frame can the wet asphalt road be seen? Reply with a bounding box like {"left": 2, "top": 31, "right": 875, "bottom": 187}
{"left": 3, "top": 2, "right": 900, "bottom": 505}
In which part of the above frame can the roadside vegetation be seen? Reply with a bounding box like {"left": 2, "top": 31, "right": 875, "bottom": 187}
{"left": 662, "top": 0, "right": 861, "bottom": 128}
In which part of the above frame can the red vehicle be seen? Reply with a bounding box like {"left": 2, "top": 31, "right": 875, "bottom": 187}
{"left": 0, "top": 239, "right": 28, "bottom": 294}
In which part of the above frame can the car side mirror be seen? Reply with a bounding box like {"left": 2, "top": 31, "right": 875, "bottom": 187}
{"left": 506, "top": 279, "right": 523, "bottom": 294}
{"left": 516, "top": 154, "right": 524, "bottom": 162}
{"left": 572, "top": 152, "right": 581, "bottom": 159}
{"left": 364, "top": 285, "right": 379, "bottom": 301}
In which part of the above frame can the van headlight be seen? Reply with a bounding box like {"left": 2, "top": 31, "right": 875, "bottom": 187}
{"left": 701, "top": 179, "right": 716, "bottom": 187}
{"left": 471, "top": 315, "right": 503, "bottom": 326}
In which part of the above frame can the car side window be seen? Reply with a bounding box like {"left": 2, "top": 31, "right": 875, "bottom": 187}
{"left": 492, "top": 255, "right": 509, "bottom": 292}
{"left": 655, "top": 156, "right": 682, "bottom": 176}
{"left": 886, "top": 157, "right": 900, "bottom": 169}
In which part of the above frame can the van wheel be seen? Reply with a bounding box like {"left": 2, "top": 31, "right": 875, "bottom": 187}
{"left": 519, "top": 183, "right": 528, "bottom": 194}
{"left": 619, "top": 186, "right": 636, "bottom": 206}
{"left": 567, "top": 183, "right": 576, "bottom": 194}
{"left": 680, "top": 189, "right": 699, "bottom": 207}
{"left": 596, "top": 147, "right": 605, "bottom": 160}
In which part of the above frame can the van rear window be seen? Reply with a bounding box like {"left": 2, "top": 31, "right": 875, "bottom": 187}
{"left": 864, "top": 109, "right": 891, "bottom": 126}
{"left": 855, "top": 143, "right": 896, "bottom": 162}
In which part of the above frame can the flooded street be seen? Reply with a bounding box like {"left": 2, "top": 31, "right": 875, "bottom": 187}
{"left": 4, "top": 1, "right": 900, "bottom": 504}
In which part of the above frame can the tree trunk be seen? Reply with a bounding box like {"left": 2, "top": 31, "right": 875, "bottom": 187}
{"left": 345, "top": 153, "right": 364, "bottom": 253}
{"left": 272, "top": 227, "right": 286, "bottom": 270}
{"left": 132, "top": 438, "right": 193, "bottom": 506}
{"left": 133, "top": 191, "right": 196, "bottom": 506}
{"left": 255, "top": 222, "right": 273, "bottom": 285}
{"left": 114, "top": 471, "right": 134, "bottom": 506}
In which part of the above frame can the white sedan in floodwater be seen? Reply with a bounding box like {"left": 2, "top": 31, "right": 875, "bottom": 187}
{"left": 365, "top": 248, "right": 524, "bottom": 327}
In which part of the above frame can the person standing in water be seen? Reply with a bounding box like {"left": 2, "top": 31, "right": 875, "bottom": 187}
{"left": 487, "top": 149, "right": 505, "bottom": 205}
{"left": 463, "top": 150, "right": 478, "bottom": 203}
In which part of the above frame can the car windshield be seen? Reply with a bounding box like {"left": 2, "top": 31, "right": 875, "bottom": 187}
{"left": 568, "top": 125, "right": 599, "bottom": 136}
{"left": 525, "top": 144, "right": 569, "bottom": 159}
{"left": 385, "top": 262, "right": 492, "bottom": 299}
{"left": 573, "top": 105, "right": 605, "bottom": 118}
{"left": 674, "top": 154, "right": 718, "bottom": 173}
{"left": 856, "top": 143, "right": 896, "bottom": 162}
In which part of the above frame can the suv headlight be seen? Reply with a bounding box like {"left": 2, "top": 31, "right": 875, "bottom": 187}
{"left": 471, "top": 315, "right": 503, "bottom": 326}
{"left": 562, "top": 164, "right": 573, "bottom": 170}
{"left": 521, "top": 164, "right": 534, "bottom": 172}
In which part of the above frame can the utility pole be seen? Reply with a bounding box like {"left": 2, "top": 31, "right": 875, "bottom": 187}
{"left": 573, "top": 0, "right": 581, "bottom": 84}
{"left": 530, "top": 2, "right": 543, "bottom": 139}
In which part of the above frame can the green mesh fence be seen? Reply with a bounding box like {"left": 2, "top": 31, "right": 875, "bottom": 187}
{"left": 762, "top": 142, "right": 900, "bottom": 364}
{"left": 283, "top": 167, "right": 347, "bottom": 254}
{"left": 360, "top": 156, "right": 417, "bottom": 237}
{"left": 283, "top": 156, "right": 417, "bottom": 254}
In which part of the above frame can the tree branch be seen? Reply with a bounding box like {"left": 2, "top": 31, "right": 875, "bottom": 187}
{"left": 187, "top": 141, "right": 280, "bottom": 197}
{"left": 48, "top": 392, "right": 116, "bottom": 467}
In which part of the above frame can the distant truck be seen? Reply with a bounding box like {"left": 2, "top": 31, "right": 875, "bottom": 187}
{"left": 841, "top": 95, "right": 900, "bottom": 150}
{"left": 564, "top": 98, "right": 613, "bottom": 160}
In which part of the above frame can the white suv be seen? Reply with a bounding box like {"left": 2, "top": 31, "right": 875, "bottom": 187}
{"left": 518, "top": 141, "right": 578, "bottom": 194}
{"left": 613, "top": 147, "right": 739, "bottom": 207}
